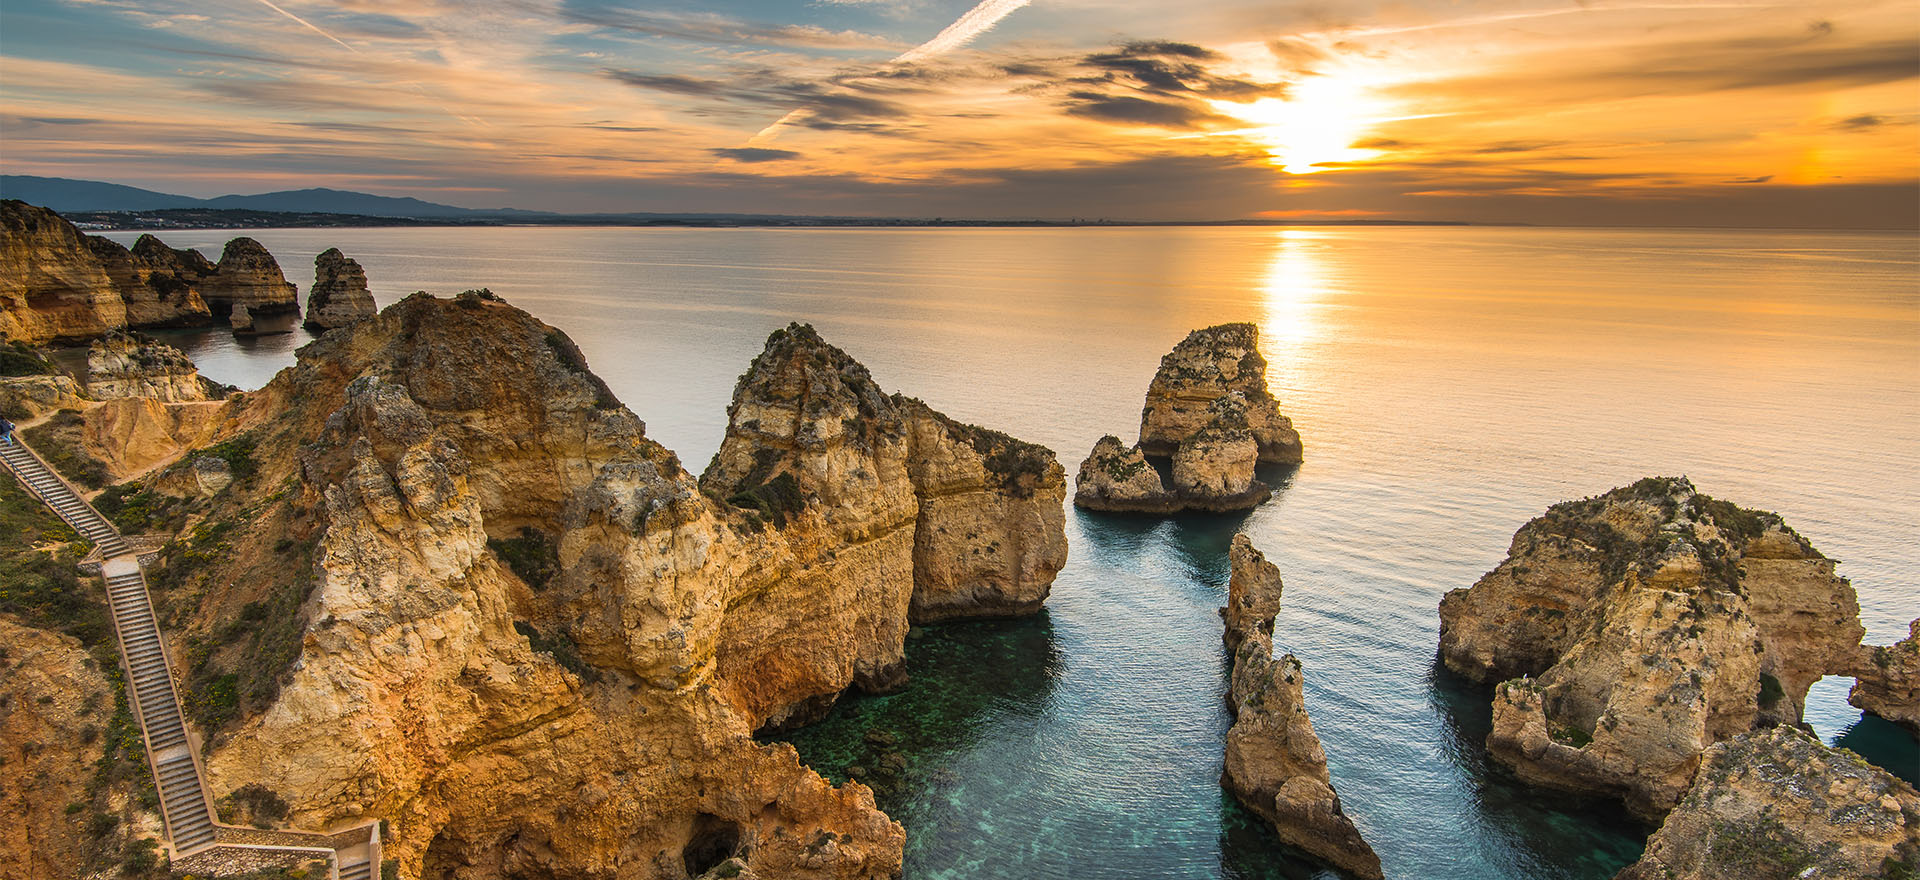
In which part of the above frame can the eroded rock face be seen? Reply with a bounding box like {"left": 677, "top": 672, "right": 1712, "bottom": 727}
{"left": 85, "top": 330, "right": 214, "bottom": 402}
{"left": 0, "top": 372, "right": 87, "bottom": 421}
{"left": 1852, "top": 620, "right": 1920, "bottom": 735}
{"left": 199, "top": 237, "right": 297, "bottom": 321}
{"left": 1440, "top": 477, "right": 1865, "bottom": 818}
{"left": 0, "top": 199, "right": 128, "bottom": 343}
{"left": 0, "top": 619, "right": 114, "bottom": 880}
{"left": 1616, "top": 725, "right": 1920, "bottom": 880}
{"left": 1074, "top": 323, "right": 1296, "bottom": 513}
{"left": 304, "top": 248, "right": 377, "bottom": 331}
{"left": 701, "top": 323, "right": 1066, "bottom": 639}
{"left": 0, "top": 201, "right": 216, "bottom": 344}
{"left": 87, "top": 300, "right": 1064, "bottom": 879}
{"left": 1220, "top": 535, "right": 1383, "bottom": 880}
{"left": 1139, "top": 322, "right": 1301, "bottom": 464}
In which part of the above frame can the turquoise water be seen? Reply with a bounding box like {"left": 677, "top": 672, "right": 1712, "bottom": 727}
{"left": 115, "top": 226, "right": 1919, "bottom": 878}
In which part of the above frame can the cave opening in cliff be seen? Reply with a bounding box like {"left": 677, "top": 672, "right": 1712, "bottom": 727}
{"left": 681, "top": 812, "right": 744, "bottom": 876}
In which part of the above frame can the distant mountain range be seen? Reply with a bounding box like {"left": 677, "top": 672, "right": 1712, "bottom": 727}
{"left": 0, "top": 175, "right": 544, "bottom": 218}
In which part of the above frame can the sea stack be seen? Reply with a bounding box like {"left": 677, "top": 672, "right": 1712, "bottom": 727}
{"left": 1074, "top": 322, "right": 1300, "bottom": 513}
{"left": 199, "top": 237, "right": 298, "bottom": 331}
{"left": 1616, "top": 725, "right": 1920, "bottom": 880}
{"left": 1220, "top": 535, "right": 1383, "bottom": 880}
{"left": 1851, "top": 619, "right": 1920, "bottom": 735}
{"left": 1438, "top": 477, "right": 1866, "bottom": 818}
{"left": 304, "top": 248, "right": 377, "bottom": 331}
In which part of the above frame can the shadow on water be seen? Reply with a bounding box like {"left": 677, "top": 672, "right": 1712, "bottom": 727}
{"left": 1426, "top": 658, "right": 1647, "bottom": 878}
{"left": 775, "top": 612, "right": 1062, "bottom": 805}
{"left": 1833, "top": 713, "right": 1920, "bottom": 787}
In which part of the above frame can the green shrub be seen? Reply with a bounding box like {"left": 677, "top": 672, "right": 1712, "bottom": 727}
{"left": 0, "top": 340, "right": 53, "bottom": 377}
{"left": 21, "top": 411, "right": 111, "bottom": 490}
{"left": 488, "top": 527, "right": 559, "bottom": 590}
{"left": 1758, "top": 672, "right": 1785, "bottom": 709}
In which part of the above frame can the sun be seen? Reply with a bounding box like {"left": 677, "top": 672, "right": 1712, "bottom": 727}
{"left": 1211, "top": 72, "right": 1396, "bottom": 174}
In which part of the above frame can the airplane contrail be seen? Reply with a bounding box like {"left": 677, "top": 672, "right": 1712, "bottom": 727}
{"left": 250, "top": 0, "right": 361, "bottom": 54}
{"left": 749, "top": 0, "right": 1033, "bottom": 143}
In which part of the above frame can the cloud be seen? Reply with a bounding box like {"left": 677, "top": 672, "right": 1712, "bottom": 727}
{"left": 713, "top": 147, "right": 801, "bottom": 162}
{"left": 602, "top": 71, "right": 730, "bottom": 97}
{"left": 1723, "top": 175, "right": 1773, "bottom": 184}
{"left": 1834, "top": 114, "right": 1888, "bottom": 130}
{"left": 1063, "top": 92, "right": 1231, "bottom": 129}
{"left": 896, "top": 0, "right": 1033, "bottom": 64}
{"left": 557, "top": 7, "right": 895, "bottom": 50}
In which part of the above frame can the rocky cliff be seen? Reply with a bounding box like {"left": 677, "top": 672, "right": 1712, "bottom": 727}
{"left": 1220, "top": 535, "right": 1382, "bottom": 880}
{"left": 1439, "top": 477, "right": 1866, "bottom": 818}
{"left": 1852, "top": 620, "right": 1920, "bottom": 736}
{"left": 0, "top": 199, "right": 128, "bottom": 344}
{"left": 16, "top": 297, "right": 1062, "bottom": 878}
{"left": 1073, "top": 323, "right": 1296, "bottom": 514}
{"left": 84, "top": 330, "right": 217, "bottom": 403}
{"left": 200, "top": 238, "right": 298, "bottom": 331}
{"left": 0, "top": 201, "right": 227, "bottom": 344}
{"left": 1139, "top": 323, "right": 1301, "bottom": 464}
{"left": 1615, "top": 725, "right": 1919, "bottom": 880}
{"left": 304, "top": 248, "right": 377, "bottom": 331}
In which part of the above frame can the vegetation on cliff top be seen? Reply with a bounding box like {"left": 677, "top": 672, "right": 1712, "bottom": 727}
{"left": 22, "top": 409, "right": 113, "bottom": 489}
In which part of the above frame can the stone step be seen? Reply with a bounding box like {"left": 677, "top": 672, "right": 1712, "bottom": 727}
{"left": 339, "top": 861, "right": 374, "bottom": 880}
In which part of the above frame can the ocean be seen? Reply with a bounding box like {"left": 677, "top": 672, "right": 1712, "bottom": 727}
{"left": 107, "top": 225, "right": 1919, "bottom": 879}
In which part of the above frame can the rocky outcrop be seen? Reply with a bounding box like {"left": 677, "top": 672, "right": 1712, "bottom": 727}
{"left": 0, "top": 373, "right": 86, "bottom": 421}
{"left": 1616, "top": 725, "right": 1920, "bottom": 880}
{"left": 1074, "top": 323, "right": 1296, "bottom": 513}
{"left": 303, "top": 248, "right": 377, "bottom": 331}
{"left": 84, "top": 330, "right": 216, "bottom": 402}
{"left": 198, "top": 237, "right": 298, "bottom": 324}
{"left": 1139, "top": 323, "right": 1301, "bottom": 464}
{"left": 1852, "top": 620, "right": 1920, "bottom": 735}
{"left": 702, "top": 322, "right": 1066, "bottom": 633}
{"left": 1440, "top": 477, "right": 1865, "bottom": 818}
{"left": 1220, "top": 535, "right": 1382, "bottom": 879}
{"left": 44, "top": 298, "right": 1066, "bottom": 879}
{"left": 0, "top": 619, "right": 119, "bottom": 880}
{"left": 0, "top": 200, "right": 227, "bottom": 344}
{"left": 0, "top": 199, "right": 127, "bottom": 343}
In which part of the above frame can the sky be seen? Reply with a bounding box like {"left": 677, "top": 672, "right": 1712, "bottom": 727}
{"left": 0, "top": 0, "right": 1915, "bottom": 225}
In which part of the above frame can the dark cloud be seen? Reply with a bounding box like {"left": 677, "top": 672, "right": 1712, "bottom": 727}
{"left": 1833, "top": 114, "right": 1888, "bottom": 130}
{"left": 1063, "top": 93, "right": 1229, "bottom": 129}
{"left": 20, "top": 117, "right": 103, "bottom": 125}
{"left": 602, "top": 71, "right": 730, "bottom": 97}
{"left": 712, "top": 148, "right": 800, "bottom": 163}
{"left": 1473, "top": 141, "right": 1569, "bottom": 154}
{"left": 1078, "top": 41, "right": 1284, "bottom": 99}
{"left": 1723, "top": 175, "right": 1773, "bottom": 184}
{"left": 1352, "top": 137, "right": 1408, "bottom": 149}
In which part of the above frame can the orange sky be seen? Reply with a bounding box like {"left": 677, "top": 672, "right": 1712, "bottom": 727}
{"left": 0, "top": 0, "right": 1914, "bottom": 225}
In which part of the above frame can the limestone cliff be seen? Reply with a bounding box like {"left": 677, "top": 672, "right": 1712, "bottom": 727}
{"left": 198, "top": 237, "right": 298, "bottom": 326}
{"left": 304, "top": 248, "right": 377, "bottom": 331}
{"left": 701, "top": 322, "right": 1066, "bottom": 634}
{"left": 1139, "top": 323, "right": 1301, "bottom": 464}
{"left": 1073, "top": 323, "right": 1296, "bottom": 514}
{"left": 1439, "top": 477, "right": 1865, "bottom": 818}
{"left": 1852, "top": 620, "right": 1920, "bottom": 736}
{"left": 1220, "top": 535, "right": 1382, "bottom": 880}
{"left": 0, "top": 199, "right": 127, "bottom": 344}
{"left": 1615, "top": 725, "right": 1919, "bottom": 880}
{"left": 34, "top": 298, "right": 1063, "bottom": 878}
{"left": 0, "top": 619, "right": 112, "bottom": 880}
{"left": 0, "top": 201, "right": 218, "bottom": 344}
{"left": 84, "top": 330, "right": 217, "bottom": 403}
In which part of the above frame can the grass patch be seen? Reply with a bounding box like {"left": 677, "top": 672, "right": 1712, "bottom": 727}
{"left": 0, "top": 474, "right": 107, "bottom": 646}
{"left": 197, "top": 434, "right": 260, "bottom": 484}
{"left": 21, "top": 409, "right": 111, "bottom": 490}
{"left": 1707, "top": 815, "right": 1819, "bottom": 880}
{"left": 0, "top": 340, "right": 54, "bottom": 377}
{"left": 93, "top": 482, "right": 192, "bottom": 535}
{"left": 218, "top": 782, "right": 291, "bottom": 829}
{"left": 488, "top": 527, "right": 559, "bottom": 591}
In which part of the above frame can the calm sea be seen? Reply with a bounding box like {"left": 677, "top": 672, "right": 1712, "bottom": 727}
{"left": 107, "top": 226, "right": 1919, "bottom": 879}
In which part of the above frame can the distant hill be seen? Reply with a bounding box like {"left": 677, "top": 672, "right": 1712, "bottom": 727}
{"left": 0, "top": 175, "right": 541, "bottom": 218}
{"left": 0, "top": 176, "right": 205, "bottom": 212}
